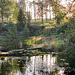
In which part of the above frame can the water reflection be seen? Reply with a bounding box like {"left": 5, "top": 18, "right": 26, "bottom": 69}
{"left": 0, "top": 54, "right": 61, "bottom": 75}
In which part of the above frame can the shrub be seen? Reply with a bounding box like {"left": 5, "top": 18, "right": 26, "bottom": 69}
{"left": 29, "top": 25, "right": 44, "bottom": 36}
{"left": 3, "top": 21, "right": 18, "bottom": 49}
{"left": 58, "top": 42, "right": 75, "bottom": 71}
{"left": 7, "top": 22, "right": 17, "bottom": 38}
{"left": 23, "top": 26, "right": 29, "bottom": 39}
{"left": 38, "top": 51, "right": 42, "bottom": 54}
{"left": 57, "top": 18, "right": 75, "bottom": 72}
{"left": 57, "top": 22, "right": 68, "bottom": 34}
{"left": 36, "top": 40, "right": 42, "bottom": 44}
{"left": 25, "top": 39, "right": 35, "bottom": 46}
{"left": 55, "top": 12, "right": 64, "bottom": 25}
{"left": 42, "top": 27, "right": 57, "bottom": 36}
{"left": 16, "top": 23, "right": 24, "bottom": 31}
{"left": 60, "top": 18, "right": 68, "bottom": 25}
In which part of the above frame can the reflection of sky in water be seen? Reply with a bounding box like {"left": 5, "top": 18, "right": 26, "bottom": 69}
{"left": 0, "top": 54, "right": 65, "bottom": 75}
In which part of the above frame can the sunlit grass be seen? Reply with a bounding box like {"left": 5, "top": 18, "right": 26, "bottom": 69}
{"left": 40, "top": 22, "right": 56, "bottom": 26}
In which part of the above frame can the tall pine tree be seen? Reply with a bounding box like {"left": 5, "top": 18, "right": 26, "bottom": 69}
{"left": 17, "top": 8, "right": 26, "bottom": 31}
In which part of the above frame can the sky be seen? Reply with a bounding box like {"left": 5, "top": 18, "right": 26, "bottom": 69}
{"left": 61, "top": 0, "right": 67, "bottom": 6}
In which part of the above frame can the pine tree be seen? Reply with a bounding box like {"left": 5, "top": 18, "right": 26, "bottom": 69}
{"left": 17, "top": 8, "right": 26, "bottom": 31}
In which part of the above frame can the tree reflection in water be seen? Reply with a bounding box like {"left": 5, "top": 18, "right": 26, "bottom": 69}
{"left": 0, "top": 54, "right": 61, "bottom": 75}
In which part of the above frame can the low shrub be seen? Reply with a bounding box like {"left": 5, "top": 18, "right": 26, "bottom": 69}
{"left": 25, "top": 39, "right": 35, "bottom": 46}
{"left": 40, "top": 22, "right": 56, "bottom": 26}
{"left": 42, "top": 27, "right": 57, "bottom": 36}
{"left": 60, "top": 18, "right": 68, "bottom": 25}
{"left": 57, "top": 18, "right": 75, "bottom": 72}
{"left": 57, "top": 22, "right": 68, "bottom": 34}
{"left": 2, "top": 21, "right": 18, "bottom": 50}
{"left": 50, "top": 40, "right": 64, "bottom": 51}
{"left": 23, "top": 26, "right": 29, "bottom": 39}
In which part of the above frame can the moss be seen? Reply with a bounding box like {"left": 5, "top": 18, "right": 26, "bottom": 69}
{"left": 1, "top": 56, "right": 5, "bottom": 60}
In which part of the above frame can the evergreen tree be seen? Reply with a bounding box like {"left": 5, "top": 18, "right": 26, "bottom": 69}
{"left": 17, "top": 8, "right": 26, "bottom": 31}
{"left": 2, "top": 21, "right": 18, "bottom": 49}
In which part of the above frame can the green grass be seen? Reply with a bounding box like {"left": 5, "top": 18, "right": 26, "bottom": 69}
{"left": 0, "top": 35, "right": 7, "bottom": 38}
{"left": 31, "top": 22, "right": 41, "bottom": 26}
{"left": 55, "top": 40, "right": 64, "bottom": 43}
{"left": 53, "top": 40, "right": 64, "bottom": 50}
{"left": 40, "top": 22, "right": 56, "bottom": 26}
{"left": 31, "top": 21, "right": 56, "bottom": 26}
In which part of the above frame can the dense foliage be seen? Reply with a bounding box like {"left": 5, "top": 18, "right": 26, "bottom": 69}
{"left": 5, "top": 22, "right": 18, "bottom": 49}
{"left": 57, "top": 18, "right": 75, "bottom": 72}
{"left": 17, "top": 8, "right": 26, "bottom": 31}
{"left": 0, "top": 0, "right": 75, "bottom": 74}
{"left": 57, "top": 22, "right": 68, "bottom": 34}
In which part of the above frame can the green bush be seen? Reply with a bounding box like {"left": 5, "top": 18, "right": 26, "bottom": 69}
{"left": 58, "top": 42, "right": 75, "bottom": 71}
{"left": 25, "top": 39, "right": 35, "bottom": 46}
{"left": 7, "top": 22, "right": 17, "bottom": 38}
{"left": 57, "top": 22, "right": 68, "bottom": 34}
{"left": 42, "top": 27, "right": 57, "bottom": 36}
{"left": 38, "top": 51, "right": 42, "bottom": 54}
{"left": 55, "top": 12, "right": 64, "bottom": 25}
{"left": 29, "top": 25, "right": 44, "bottom": 36}
{"left": 3, "top": 21, "right": 18, "bottom": 49}
{"left": 23, "top": 26, "right": 29, "bottom": 39}
{"left": 57, "top": 18, "right": 75, "bottom": 72}
{"left": 16, "top": 23, "right": 25, "bottom": 31}
{"left": 60, "top": 18, "right": 68, "bottom": 25}
{"left": 36, "top": 40, "right": 42, "bottom": 44}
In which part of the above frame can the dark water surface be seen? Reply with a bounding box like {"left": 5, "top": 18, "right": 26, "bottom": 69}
{"left": 0, "top": 54, "right": 65, "bottom": 75}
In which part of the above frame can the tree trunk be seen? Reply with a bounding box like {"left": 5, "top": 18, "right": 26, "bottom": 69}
{"left": 50, "top": 6, "right": 51, "bottom": 21}
{"left": 1, "top": 0, "right": 5, "bottom": 27}
{"left": 50, "top": 11, "right": 51, "bottom": 20}
{"left": 45, "top": 12, "right": 47, "bottom": 22}
{"left": 2, "top": 15, "right": 5, "bottom": 27}
{"left": 41, "top": 11, "right": 43, "bottom": 23}
{"left": 33, "top": 0, "right": 36, "bottom": 22}
{"left": 41, "top": 1, "right": 43, "bottom": 23}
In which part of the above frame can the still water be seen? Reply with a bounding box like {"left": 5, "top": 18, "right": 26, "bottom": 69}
{"left": 0, "top": 54, "right": 64, "bottom": 75}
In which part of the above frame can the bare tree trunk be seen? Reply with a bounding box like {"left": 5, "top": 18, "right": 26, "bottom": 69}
{"left": 50, "top": 11, "right": 51, "bottom": 20}
{"left": 45, "top": 12, "right": 47, "bottom": 22}
{"left": 2, "top": 14, "right": 5, "bottom": 27}
{"left": 33, "top": 0, "right": 36, "bottom": 22}
{"left": 45, "top": 6, "right": 48, "bottom": 22}
{"left": 49, "top": 6, "right": 51, "bottom": 21}
{"left": 41, "top": 10, "right": 43, "bottom": 23}
{"left": 1, "top": 0, "right": 5, "bottom": 27}
{"left": 41, "top": 1, "right": 43, "bottom": 23}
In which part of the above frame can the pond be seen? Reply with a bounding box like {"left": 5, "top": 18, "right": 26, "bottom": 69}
{"left": 0, "top": 54, "right": 65, "bottom": 75}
